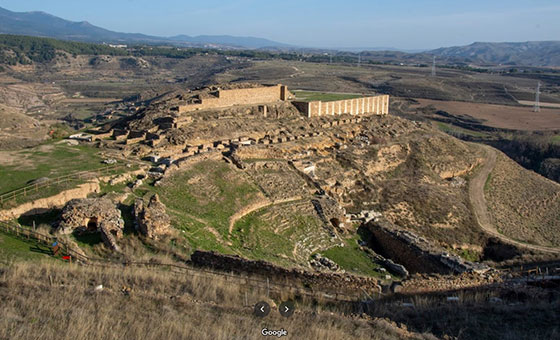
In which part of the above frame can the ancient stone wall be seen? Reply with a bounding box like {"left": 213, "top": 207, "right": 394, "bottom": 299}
{"left": 365, "top": 221, "right": 452, "bottom": 275}
{"left": 179, "top": 85, "right": 289, "bottom": 113}
{"left": 294, "top": 94, "right": 390, "bottom": 118}
{"left": 189, "top": 250, "right": 381, "bottom": 296}
{"left": 364, "top": 219, "right": 490, "bottom": 275}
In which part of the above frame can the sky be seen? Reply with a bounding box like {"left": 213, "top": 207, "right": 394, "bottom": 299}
{"left": 1, "top": 0, "right": 559, "bottom": 50}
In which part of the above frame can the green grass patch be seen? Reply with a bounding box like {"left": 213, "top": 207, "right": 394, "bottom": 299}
{"left": 484, "top": 173, "right": 493, "bottom": 192}
{"left": 230, "top": 210, "right": 297, "bottom": 266}
{"left": 456, "top": 249, "right": 481, "bottom": 262}
{"left": 0, "top": 141, "right": 134, "bottom": 208}
{"left": 321, "top": 234, "right": 381, "bottom": 277}
{"left": 99, "top": 181, "right": 130, "bottom": 195}
{"left": 551, "top": 135, "right": 560, "bottom": 144}
{"left": 153, "top": 160, "right": 261, "bottom": 238}
{"left": 169, "top": 211, "right": 232, "bottom": 255}
{"left": 292, "top": 90, "right": 363, "bottom": 102}
{"left": 436, "top": 122, "right": 488, "bottom": 138}
{"left": 0, "top": 141, "right": 104, "bottom": 195}
{"left": 230, "top": 200, "right": 339, "bottom": 268}
{"left": 0, "top": 230, "right": 54, "bottom": 261}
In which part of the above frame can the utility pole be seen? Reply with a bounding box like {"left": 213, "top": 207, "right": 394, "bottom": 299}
{"left": 534, "top": 82, "right": 541, "bottom": 112}
{"left": 358, "top": 53, "right": 361, "bottom": 67}
{"left": 431, "top": 56, "right": 436, "bottom": 77}
{"left": 329, "top": 54, "right": 333, "bottom": 64}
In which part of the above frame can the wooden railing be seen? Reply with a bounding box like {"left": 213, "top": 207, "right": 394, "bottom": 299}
{"left": 0, "top": 220, "right": 89, "bottom": 263}
{"left": 0, "top": 220, "right": 368, "bottom": 302}
{"left": 0, "top": 164, "right": 125, "bottom": 206}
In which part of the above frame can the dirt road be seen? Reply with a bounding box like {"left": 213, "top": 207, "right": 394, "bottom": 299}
{"left": 469, "top": 145, "right": 560, "bottom": 254}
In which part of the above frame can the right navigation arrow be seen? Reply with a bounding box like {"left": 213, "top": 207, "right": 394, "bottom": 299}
{"left": 279, "top": 301, "right": 295, "bottom": 317}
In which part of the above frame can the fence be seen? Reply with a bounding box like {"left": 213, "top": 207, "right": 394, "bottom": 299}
{"left": 0, "top": 220, "right": 368, "bottom": 303}
{"left": 0, "top": 164, "right": 126, "bottom": 206}
{"left": 0, "top": 220, "right": 90, "bottom": 262}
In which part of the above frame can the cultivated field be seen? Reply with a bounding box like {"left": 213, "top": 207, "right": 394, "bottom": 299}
{"left": 414, "top": 98, "right": 560, "bottom": 130}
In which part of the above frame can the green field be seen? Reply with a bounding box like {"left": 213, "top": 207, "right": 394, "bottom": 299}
{"left": 230, "top": 201, "right": 332, "bottom": 267}
{"left": 0, "top": 230, "right": 54, "bottom": 262}
{"left": 152, "top": 159, "right": 261, "bottom": 239}
{"left": 321, "top": 234, "right": 382, "bottom": 277}
{"left": 0, "top": 141, "right": 104, "bottom": 194}
{"left": 292, "top": 90, "right": 363, "bottom": 102}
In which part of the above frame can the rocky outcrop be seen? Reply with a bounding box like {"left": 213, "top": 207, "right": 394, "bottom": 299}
{"left": 58, "top": 198, "right": 124, "bottom": 251}
{"left": 133, "top": 194, "right": 171, "bottom": 240}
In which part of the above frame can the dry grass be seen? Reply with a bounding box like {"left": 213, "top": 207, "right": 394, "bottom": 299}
{"left": 370, "top": 291, "right": 560, "bottom": 340}
{"left": 486, "top": 152, "right": 560, "bottom": 247}
{"left": 0, "top": 260, "right": 431, "bottom": 340}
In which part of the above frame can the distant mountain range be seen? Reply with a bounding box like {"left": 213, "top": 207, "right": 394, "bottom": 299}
{"left": 0, "top": 6, "right": 290, "bottom": 49}
{"left": 430, "top": 41, "right": 560, "bottom": 67}
{"left": 1, "top": 6, "right": 559, "bottom": 66}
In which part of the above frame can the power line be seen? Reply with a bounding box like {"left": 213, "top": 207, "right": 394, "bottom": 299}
{"left": 534, "top": 82, "right": 541, "bottom": 112}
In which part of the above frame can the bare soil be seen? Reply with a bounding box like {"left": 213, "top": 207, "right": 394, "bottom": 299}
{"left": 414, "top": 98, "right": 560, "bottom": 131}
{"left": 469, "top": 144, "right": 560, "bottom": 253}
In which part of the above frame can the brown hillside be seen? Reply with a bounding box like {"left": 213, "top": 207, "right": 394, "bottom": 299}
{"left": 486, "top": 151, "right": 560, "bottom": 247}
{"left": 0, "top": 261, "right": 429, "bottom": 340}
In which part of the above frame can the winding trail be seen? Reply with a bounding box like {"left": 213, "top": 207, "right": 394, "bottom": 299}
{"left": 469, "top": 145, "right": 560, "bottom": 254}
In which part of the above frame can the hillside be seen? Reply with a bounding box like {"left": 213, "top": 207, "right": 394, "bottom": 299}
{"left": 485, "top": 151, "right": 560, "bottom": 247}
{"left": 0, "top": 260, "right": 425, "bottom": 340}
{"left": 0, "top": 6, "right": 288, "bottom": 49}
{"left": 430, "top": 41, "right": 560, "bottom": 66}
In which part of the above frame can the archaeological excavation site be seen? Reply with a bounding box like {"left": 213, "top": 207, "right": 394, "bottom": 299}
{"left": 2, "top": 67, "right": 559, "bottom": 339}
{"left": 2, "top": 4, "right": 560, "bottom": 338}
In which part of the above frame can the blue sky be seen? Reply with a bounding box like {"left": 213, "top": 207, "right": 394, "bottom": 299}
{"left": 1, "top": 0, "right": 559, "bottom": 49}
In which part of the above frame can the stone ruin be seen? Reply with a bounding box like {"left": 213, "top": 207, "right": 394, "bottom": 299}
{"left": 310, "top": 253, "right": 342, "bottom": 273}
{"left": 133, "top": 194, "right": 171, "bottom": 240}
{"left": 365, "top": 218, "right": 491, "bottom": 275}
{"left": 58, "top": 198, "right": 124, "bottom": 251}
{"left": 312, "top": 195, "right": 351, "bottom": 233}
{"left": 189, "top": 250, "right": 382, "bottom": 296}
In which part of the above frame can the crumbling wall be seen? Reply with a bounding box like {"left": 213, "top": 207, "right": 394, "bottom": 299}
{"left": 189, "top": 250, "right": 381, "bottom": 296}
{"left": 0, "top": 181, "right": 101, "bottom": 221}
{"left": 179, "top": 85, "right": 288, "bottom": 113}
{"left": 363, "top": 219, "right": 490, "bottom": 275}
{"left": 133, "top": 194, "right": 171, "bottom": 240}
{"left": 365, "top": 221, "right": 452, "bottom": 274}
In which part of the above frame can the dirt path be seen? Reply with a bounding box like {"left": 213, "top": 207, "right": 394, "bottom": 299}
{"left": 469, "top": 145, "right": 560, "bottom": 254}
